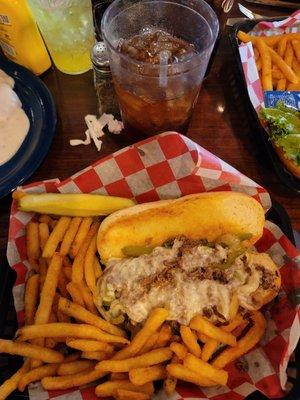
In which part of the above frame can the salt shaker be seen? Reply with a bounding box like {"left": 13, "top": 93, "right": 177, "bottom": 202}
{"left": 91, "top": 41, "right": 119, "bottom": 116}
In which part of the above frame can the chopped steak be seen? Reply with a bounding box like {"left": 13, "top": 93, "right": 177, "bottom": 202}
{"left": 95, "top": 236, "right": 278, "bottom": 325}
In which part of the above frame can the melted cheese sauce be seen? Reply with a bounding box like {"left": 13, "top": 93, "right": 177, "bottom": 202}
{"left": 96, "top": 239, "right": 264, "bottom": 325}
{"left": 0, "top": 70, "right": 30, "bottom": 166}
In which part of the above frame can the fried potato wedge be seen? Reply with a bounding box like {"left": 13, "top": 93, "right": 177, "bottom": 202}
{"left": 97, "top": 192, "right": 265, "bottom": 263}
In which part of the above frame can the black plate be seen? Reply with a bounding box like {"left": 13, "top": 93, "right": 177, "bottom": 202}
{"left": 0, "top": 200, "right": 299, "bottom": 399}
{"left": 0, "top": 58, "right": 56, "bottom": 198}
{"left": 229, "top": 20, "right": 300, "bottom": 194}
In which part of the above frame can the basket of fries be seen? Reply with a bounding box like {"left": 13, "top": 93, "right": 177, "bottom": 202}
{"left": 230, "top": 10, "right": 300, "bottom": 192}
{"left": 1, "top": 132, "right": 300, "bottom": 400}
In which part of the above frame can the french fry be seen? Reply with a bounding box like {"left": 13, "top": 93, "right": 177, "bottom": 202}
{"left": 57, "top": 271, "right": 69, "bottom": 298}
{"left": 17, "top": 323, "right": 129, "bottom": 344}
{"left": 78, "top": 281, "right": 98, "bottom": 314}
{"left": 163, "top": 354, "right": 178, "bottom": 395}
{"left": 277, "top": 37, "right": 287, "bottom": 57}
{"left": 190, "top": 315, "right": 237, "bottom": 346}
{"left": 166, "top": 364, "right": 216, "bottom": 387}
{"left": 222, "top": 313, "right": 244, "bottom": 333}
{"left": 180, "top": 325, "right": 201, "bottom": 358}
{"left": 196, "top": 332, "right": 211, "bottom": 344}
{"left": 95, "top": 380, "right": 154, "bottom": 397}
{"left": 113, "top": 308, "right": 169, "bottom": 360}
{"left": 84, "top": 234, "right": 98, "bottom": 293}
{"left": 12, "top": 189, "right": 26, "bottom": 200}
{"left": 237, "top": 30, "right": 300, "bottom": 47}
{"left": 277, "top": 41, "right": 294, "bottom": 90}
{"left": 255, "top": 38, "right": 272, "bottom": 90}
{"left": 111, "top": 373, "right": 128, "bottom": 381}
{"left": 58, "top": 297, "right": 126, "bottom": 337}
{"left": 60, "top": 217, "right": 82, "bottom": 256}
{"left": 229, "top": 293, "right": 239, "bottom": 320}
{"left": 34, "top": 253, "right": 63, "bottom": 331}
{"left": 39, "top": 222, "right": 50, "bottom": 251}
{"left": 0, "top": 360, "right": 30, "bottom": 400}
{"left": 129, "top": 365, "right": 166, "bottom": 386}
{"left": 154, "top": 323, "right": 172, "bottom": 348}
{"left": 114, "top": 389, "right": 150, "bottom": 400}
{"left": 256, "top": 58, "right": 262, "bottom": 72}
{"left": 42, "top": 367, "right": 106, "bottom": 390}
{"left": 0, "top": 339, "right": 64, "bottom": 363}
{"left": 31, "top": 253, "right": 62, "bottom": 367}
{"left": 72, "top": 221, "right": 100, "bottom": 283}
{"left": 39, "top": 214, "right": 54, "bottom": 225}
{"left": 137, "top": 333, "right": 159, "bottom": 355}
{"left": 201, "top": 339, "right": 219, "bottom": 362}
{"left": 94, "top": 257, "right": 102, "bottom": 279}
{"left": 82, "top": 351, "right": 109, "bottom": 361}
{"left": 63, "top": 352, "right": 81, "bottom": 363}
{"left": 39, "top": 258, "right": 48, "bottom": 289}
{"left": 96, "top": 348, "right": 172, "bottom": 372}
{"left": 287, "top": 82, "right": 300, "bottom": 91}
{"left": 42, "top": 216, "right": 71, "bottom": 258}
{"left": 70, "top": 217, "right": 93, "bottom": 258}
{"left": 169, "top": 342, "right": 188, "bottom": 360}
{"left": 269, "top": 46, "right": 299, "bottom": 84}
{"left": 57, "top": 360, "right": 95, "bottom": 375}
{"left": 24, "top": 274, "right": 39, "bottom": 325}
{"left": 184, "top": 353, "right": 228, "bottom": 386}
{"left": 201, "top": 314, "right": 244, "bottom": 362}
{"left": 26, "top": 221, "right": 40, "bottom": 260}
{"left": 272, "top": 68, "right": 284, "bottom": 80}
{"left": 63, "top": 266, "right": 72, "bottom": 281}
{"left": 66, "top": 338, "right": 114, "bottom": 353}
{"left": 45, "top": 311, "right": 58, "bottom": 348}
{"left": 18, "top": 363, "right": 58, "bottom": 392}
{"left": 292, "top": 58, "right": 300, "bottom": 77}
{"left": 291, "top": 39, "right": 300, "bottom": 62}
{"left": 212, "top": 311, "right": 266, "bottom": 369}
{"left": 66, "top": 282, "right": 85, "bottom": 307}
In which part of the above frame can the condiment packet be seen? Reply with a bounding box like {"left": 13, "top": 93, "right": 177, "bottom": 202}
{"left": 264, "top": 91, "right": 300, "bottom": 110}
{"left": 7, "top": 132, "right": 300, "bottom": 400}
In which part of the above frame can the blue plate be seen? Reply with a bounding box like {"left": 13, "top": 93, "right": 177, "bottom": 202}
{"left": 0, "top": 59, "right": 56, "bottom": 198}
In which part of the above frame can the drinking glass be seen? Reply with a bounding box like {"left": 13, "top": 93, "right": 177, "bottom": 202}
{"left": 101, "top": 0, "right": 219, "bottom": 136}
{"left": 28, "top": 0, "right": 95, "bottom": 74}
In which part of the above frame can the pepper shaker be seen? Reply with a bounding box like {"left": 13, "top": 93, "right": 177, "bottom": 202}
{"left": 91, "top": 41, "right": 119, "bottom": 116}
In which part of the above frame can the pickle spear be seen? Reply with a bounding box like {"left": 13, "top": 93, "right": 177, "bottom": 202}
{"left": 16, "top": 193, "right": 135, "bottom": 217}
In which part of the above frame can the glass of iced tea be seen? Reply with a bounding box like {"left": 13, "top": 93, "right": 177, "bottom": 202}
{"left": 101, "top": 0, "right": 219, "bottom": 136}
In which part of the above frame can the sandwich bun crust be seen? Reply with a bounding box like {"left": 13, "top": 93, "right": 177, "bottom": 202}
{"left": 274, "top": 145, "right": 300, "bottom": 179}
{"left": 242, "top": 252, "right": 281, "bottom": 310}
{"left": 97, "top": 191, "right": 265, "bottom": 263}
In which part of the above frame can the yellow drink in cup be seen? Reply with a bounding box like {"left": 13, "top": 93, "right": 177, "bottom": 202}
{"left": 28, "top": 0, "right": 94, "bottom": 74}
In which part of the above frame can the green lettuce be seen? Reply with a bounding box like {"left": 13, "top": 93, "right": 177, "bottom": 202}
{"left": 259, "top": 102, "right": 300, "bottom": 165}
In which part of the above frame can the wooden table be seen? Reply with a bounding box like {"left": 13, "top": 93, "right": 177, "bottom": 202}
{"left": 0, "top": 1, "right": 299, "bottom": 262}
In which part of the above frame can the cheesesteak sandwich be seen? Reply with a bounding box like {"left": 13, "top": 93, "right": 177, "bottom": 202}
{"left": 94, "top": 192, "right": 281, "bottom": 326}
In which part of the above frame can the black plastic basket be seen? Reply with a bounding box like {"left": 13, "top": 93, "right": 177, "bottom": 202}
{"left": 229, "top": 21, "right": 300, "bottom": 194}
{"left": 0, "top": 199, "right": 299, "bottom": 399}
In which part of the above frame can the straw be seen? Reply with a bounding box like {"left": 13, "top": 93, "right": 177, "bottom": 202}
{"left": 159, "top": 50, "right": 170, "bottom": 88}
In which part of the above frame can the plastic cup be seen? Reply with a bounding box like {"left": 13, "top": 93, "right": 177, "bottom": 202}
{"left": 101, "top": 0, "right": 219, "bottom": 136}
{"left": 28, "top": 0, "right": 95, "bottom": 75}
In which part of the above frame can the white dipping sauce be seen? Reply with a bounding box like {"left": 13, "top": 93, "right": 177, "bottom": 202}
{"left": 0, "top": 70, "right": 30, "bottom": 166}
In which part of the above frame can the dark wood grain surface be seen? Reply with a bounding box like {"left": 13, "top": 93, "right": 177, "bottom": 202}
{"left": 0, "top": 1, "right": 299, "bottom": 263}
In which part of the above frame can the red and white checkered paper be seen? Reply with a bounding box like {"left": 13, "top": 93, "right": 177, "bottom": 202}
{"left": 238, "top": 10, "right": 300, "bottom": 112}
{"left": 6, "top": 132, "right": 300, "bottom": 400}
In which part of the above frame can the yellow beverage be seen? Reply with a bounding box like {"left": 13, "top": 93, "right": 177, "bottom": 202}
{"left": 28, "top": 0, "right": 94, "bottom": 75}
{"left": 0, "top": 0, "right": 51, "bottom": 75}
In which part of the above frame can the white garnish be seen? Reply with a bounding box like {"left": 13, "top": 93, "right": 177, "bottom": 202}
{"left": 70, "top": 113, "right": 123, "bottom": 151}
